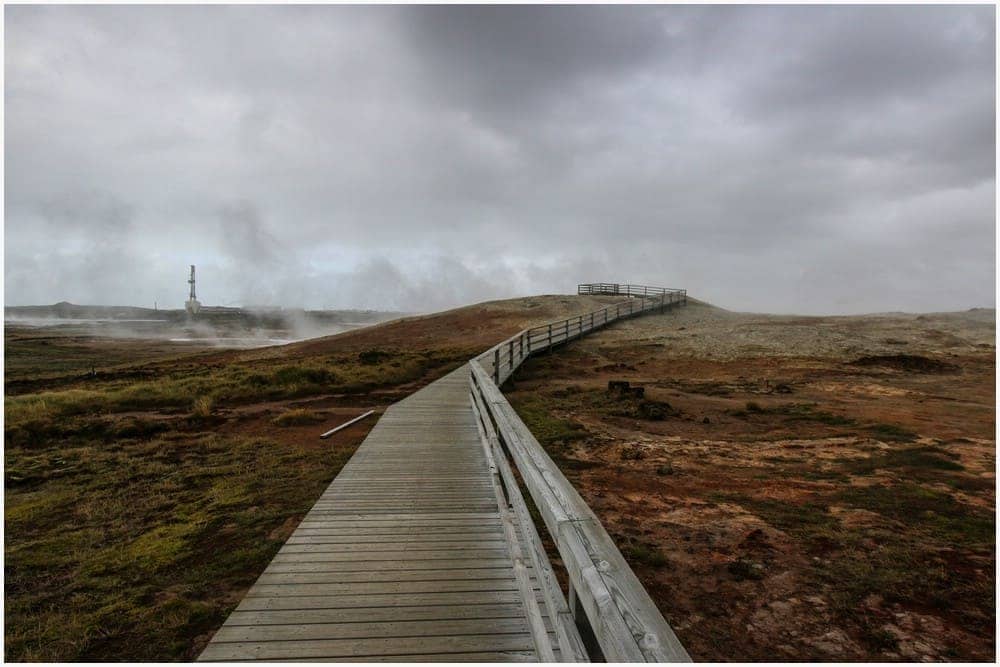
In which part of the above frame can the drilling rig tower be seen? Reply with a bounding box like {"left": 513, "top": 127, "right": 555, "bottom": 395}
{"left": 185, "top": 265, "right": 202, "bottom": 315}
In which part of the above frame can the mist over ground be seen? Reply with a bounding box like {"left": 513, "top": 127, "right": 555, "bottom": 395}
{"left": 4, "top": 5, "right": 995, "bottom": 315}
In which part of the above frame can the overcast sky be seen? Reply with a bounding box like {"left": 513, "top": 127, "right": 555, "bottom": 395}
{"left": 5, "top": 5, "right": 995, "bottom": 314}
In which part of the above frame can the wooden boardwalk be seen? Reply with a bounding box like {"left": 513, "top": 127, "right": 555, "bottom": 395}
{"left": 199, "top": 365, "right": 578, "bottom": 662}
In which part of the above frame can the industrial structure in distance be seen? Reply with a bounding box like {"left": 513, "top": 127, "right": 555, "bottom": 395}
{"left": 185, "top": 265, "right": 201, "bottom": 315}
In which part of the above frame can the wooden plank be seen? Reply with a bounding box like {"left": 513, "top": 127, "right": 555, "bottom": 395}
{"left": 263, "top": 559, "right": 515, "bottom": 573}
{"left": 265, "top": 650, "right": 539, "bottom": 662}
{"left": 255, "top": 569, "right": 518, "bottom": 584}
{"left": 222, "top": 603, "right": 534, "bottom": 627}
{"left": 210, "top": 618, "right": 532, "bottom": 643}
{"left": 235, "top": 590, "right": 549, "bottom": 612}
{"left": 278, "top": 541, "right": 508, "bottom": 553}
{"left": 286, "top": 534, "right": 504, "bottom": 545}
{"left": 271, "top": 549, "right": 510, "bottom": 563}
{"left": 247, "top": 580, "right": 523, "bottom": 597}
{"left": 198, "top": 634, "right": 538, "bottom": 661}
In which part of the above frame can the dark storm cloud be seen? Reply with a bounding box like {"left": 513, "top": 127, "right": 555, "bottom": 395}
{"left": 4, "top": 5, "right": 995, "bottom": 315}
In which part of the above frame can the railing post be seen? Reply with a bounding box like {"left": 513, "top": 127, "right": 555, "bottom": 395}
{"left": 565, "top": 319, "right": 569, "bottom": 342}
{"left": 493, "top": 348, "right": 500, "bottom": 384}
{"left": 548, "top": 324, "right": 553, "bottom": 350}
{"left": 519, "top": 332, "right": 524, "bottom": 360}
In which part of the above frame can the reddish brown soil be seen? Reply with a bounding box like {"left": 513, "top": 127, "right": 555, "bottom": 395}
{"left": 506, "top": 300, "right": 995, "bottom": 661}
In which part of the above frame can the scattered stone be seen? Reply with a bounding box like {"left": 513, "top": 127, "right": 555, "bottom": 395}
{"left": 608, "top": 380, "right": 645, "bottom": 398}
{"left": 728, "top": 557, "right": 765, "bottom": 580}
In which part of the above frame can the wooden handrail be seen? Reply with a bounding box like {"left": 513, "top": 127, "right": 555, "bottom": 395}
{"left": 468, "top": 283, "right": 690, "bottom": 662}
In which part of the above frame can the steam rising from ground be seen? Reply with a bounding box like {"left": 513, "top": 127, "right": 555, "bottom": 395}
{"left": 6, "top": 308, "right": 403, "bottom": 348}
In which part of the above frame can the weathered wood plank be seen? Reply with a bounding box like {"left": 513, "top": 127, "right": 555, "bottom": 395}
{"left": 211, "top": 618, "right": 533, "bottom": 643}
{"left": 263, "top": 558, "right": 516, "bottom": 573}
{"left": 199, "top": 633, "right": 538, "bottom": 661}
{"left": 247, "top": 580, "right": 523, "bottom": 597}
{"left": 255, "top": 568, "right": 518, "bottom": 584}
{"left": 222, "top": 603, "right": 536, "bottom": 627}
{"left": 270, "top": 651, "right": 539, "bottom": 662}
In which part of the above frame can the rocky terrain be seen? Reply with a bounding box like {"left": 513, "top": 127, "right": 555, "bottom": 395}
{"left": 506, "top": 299, "right": 995, "bottom": 661}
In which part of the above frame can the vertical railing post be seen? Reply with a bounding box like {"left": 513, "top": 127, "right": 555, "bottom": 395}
{"left": 565, "top": 319, "right": 569, "bottom": 342}
{"left": 508, "top": 340, "right": 514, "bottom": 371}
{"left": 519, "top": 332, "right": 524, "bottom": 360}
{"left": 548, "top": 324, "right": 553, "bottom": 351}
{"left": 493, "top": 348, "right": 500, "bottom": 384}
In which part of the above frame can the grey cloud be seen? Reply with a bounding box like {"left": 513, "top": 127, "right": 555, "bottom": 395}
{"left": 4, "top": 5, "right": 995, "bottom": 315}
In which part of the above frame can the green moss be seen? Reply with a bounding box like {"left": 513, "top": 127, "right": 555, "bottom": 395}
{"left": 507, "top": 394, "right": 588, "bottom": 447}
{"left": 622, "top": 542, "right": 669, "bottom": 567}
{"left": 4, "top": 432, "right": 357, "bottom": 661}
{"left": 836, "top": 483, "right": 992, "bottom": 548}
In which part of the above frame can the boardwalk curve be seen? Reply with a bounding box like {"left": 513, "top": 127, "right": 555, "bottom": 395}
{"left": 200, "top": 284, "right": 688, "bottom": 662}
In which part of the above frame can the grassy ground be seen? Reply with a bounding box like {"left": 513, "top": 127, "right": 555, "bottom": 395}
{"left": 5, "top": 294, "right": 620, "bottom": 661}
{"left": 5, "top": 431, "right": 355, "bottom": 661}
{"left": 4, "top": 349, "right": 469, "bottom": 660}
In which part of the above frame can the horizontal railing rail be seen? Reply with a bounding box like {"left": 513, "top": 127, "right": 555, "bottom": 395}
{"left": 578, "top": 282, "right": 687, "bottom": 300}
{"left": 468, "top": 283, "right": 690, "bottom": 662}
{"left": 479, "top": 284, "right": 686, "bottom": 386}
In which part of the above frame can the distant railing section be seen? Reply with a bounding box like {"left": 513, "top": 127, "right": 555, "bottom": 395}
{"left": 578, "top": 282, "right": 687, "bottom": 300}
{"left": 482, "top": 283, "right": 686, "bottom": 386}
{"left": 468, "top": 283, "right": 691, "bottom": 662}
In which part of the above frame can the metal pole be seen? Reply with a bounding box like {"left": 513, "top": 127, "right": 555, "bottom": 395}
{"left": 319, "top": 410, "right": 375, "bottom": 439}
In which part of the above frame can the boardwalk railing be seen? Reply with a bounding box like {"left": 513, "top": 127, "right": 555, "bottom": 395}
{"left": 578, "top": 282, "right": 687, "bottom": 300}
{"left": 485, "top": 284, "right": 687, "bottom": 386}
{"left": 468, "top": 284, "right": 690, "bottom": 662}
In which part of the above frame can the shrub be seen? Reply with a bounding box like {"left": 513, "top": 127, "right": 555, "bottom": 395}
{"left": 191, "top": 396, "right": 214, "bottom": 418}
{"left": 272, "top": 409, "right": 326, "bottom": 427}
{"left": 358, "top": 349, "right": 392, "bottom": 365}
